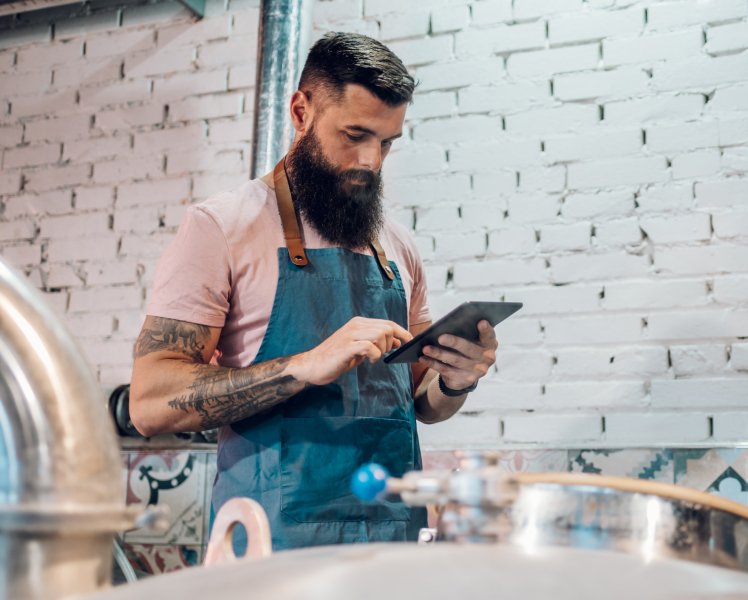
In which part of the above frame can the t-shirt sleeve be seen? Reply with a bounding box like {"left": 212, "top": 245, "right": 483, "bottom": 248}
{"left": 147, "top": 206, "right": 231, "bottom": 328}
{"left": 407, "top": 240, "right": 431, "bottom": 327}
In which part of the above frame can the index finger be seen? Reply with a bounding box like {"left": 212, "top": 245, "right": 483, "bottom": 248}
{"left": 383, "top": 320, "right": 413, "bottom": 343}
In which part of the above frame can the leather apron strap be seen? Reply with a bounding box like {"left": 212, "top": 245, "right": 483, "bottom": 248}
{"left": 273, "top": 157, "right": 395, "bottom": 281}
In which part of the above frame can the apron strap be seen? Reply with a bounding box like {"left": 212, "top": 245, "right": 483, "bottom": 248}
{"left": 273, "top": 156, "right": 395, "bottom": 281}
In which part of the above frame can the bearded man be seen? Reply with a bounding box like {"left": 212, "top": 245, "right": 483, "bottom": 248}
{"left": 130, "top": 32, "right": 498, "bottom": 551}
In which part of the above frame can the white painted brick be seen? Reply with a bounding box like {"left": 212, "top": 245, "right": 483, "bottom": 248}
{"left": 496, "top": 348, "right": 553, "bottom": 381}
{"left": 10, "top": 90, "right": 77, "bottom": 119}
{"left": 413, "top": 235, "right": 434, "bottom": 260}
{"left": 549, "top": 7, "right": 643, "bottom": 44}
{"left": 124, "top": 46, "right": 195, "bottom": 79}
{"left": 695, "top": 179, "right": 748, "bottom": 208}
{"left": 732, "top": 343, "right": 748, "bottom": 370}
{"left": 24, "top": 114, "right": 92, "bottom": 143}
{"left": 0, "top": 27, "right": 51, "bottom": 51}
{"left": 0, "top": 171, "right": 22, "bottom": 195}
{"left": 0, "top": 124, "right": 23, "bottom": 148}
{"left": 636, "top": 184, "right": 693, "bottom": 213}
{"left": 507, "top": 194, "right": 561, "bottom": 224}
{"left": 707, "top": 83, "right": 748, "bottom": 114}
{"left": 605, "top": 94, "right": 705, "bottom": 125}
{"left": 115, "top": 310, "right": 147, "bottom": 336}
{"left": 40, "top": 213, "right": 110, "bottom": 239}
{"left": 712, "top": 411, "right": 748, "bottom": 441}
{"left": 648, "top": 0, "right": 748, "bottom": 29}
{"left": 4, "top": 142, "right": 60, "bottom": 169}
{"left": 492, "top": 317, "right": 542, "bottom": 345}
{"left": 384, "top": 144, "right": 446, "bottom": 178}
{"left": 713, "top": 209, "right": 748, "bottom": 239}
{"left": 555, "top": 66, "right": 649, "bottom": 101}
{"left": 133, "top": 124, "right": 205, "bottom": 155}
{"left": 453, "top": 257, "right": 548, "bottom": 287}
{"left": 706, "top": 21, "right": 748, "bottom": 54}
{"left": 53, "top": 58, "right": 121, "bottom": 89}
{"left": 544, "top": 314, "right": 643, "bottom": 344}
{"left": 562, "top": 191, "right": 635, "bottom": 219}
{"left": 604, "top": 279, "right": 708, "bottom": 310}
{"left": 654, "top": 245, "right": 747, "bottom": 275}
{"left": 415, "top": 205, "right": 460, "bottom": 232}
{"left": 24, "top": 164, "right": 91, "bottom": 193}
{"left": 545, "top": 381, "right": 646, "bottom": 408}
{"left": 449, "top": 138, "right": 542, "bottom": 170}
{"left": 513, "top": 0, "right": 582, "bottom": 19}
{"left": 167, "top": 147, "right": 246, "bottom": 176}
{"left": 63, "top": 313, "right": 114, "bottom": 337}
{"left": 192, "top": 172, "right": 247, "bottom": 199}
{"left": 120, "top": 0, "right": 190, "bottom": 28}
{"left": 472, "top": 171, "right": 516, "bottom": 199}
{"left": 545, "top": 129, "right": 641, "bottom": 162}
{"left": 471, "top": 0, "right": 512, "bottom": 26}
{"left": 82, "top": 340, "right": 138, "bottom": 366}
{"left": 85, "top": 259, "right": 141, "bottom": 286}
{"left": 671, "top": 149, "right": 721, "bottom": 180}
{"left": 505, "top": 284, "right": 601, "bottom": 316}
{"left": 408, "top": 91, "right": 456, "bottom": 120}
{"left": 487, "top": 226, "right": 536, "bottom": 255}
{"left": 539, "top": 222, "right": 590, "bottom": 252}
{"left": 604, "top": 29, "right": 703, "bottom": 67}
{"left": 156, "top": 16, "right": 230, "bottom": 46}
{"left": 507, "top": 44, "right": 599, "bottom": 78}
{"left": 425, "top": 264, "right": 448, "bottom": 292}
{"left": 16, "top": 40, "right": 82, "bottom": 68}
{"left": 151, "top": 69, "right": 228, "bottom": 102}
{"left": 503, "top": 413, "right": 602, "bottom": 444}
{"left": 45, "top": 264, "right": 83, "bottom": 288}
{"left": 0, "top": 244, "right": 41, "bottom": 266}
{"left": 417, "top": 415, "right": 499, "bottom": 448}
{"left": 463, "top": 381, "right": 543, "bottom": 412}
{"left": 714, "top": 275, "right": 748, "bottom": 304}
{"left": 461, "top": 202, "right": 507, "bottom": 230}
{"left": 75, "top": 187, "right": 114, "bottom": 211}
{"left": 379, "top": 10, "right": 430, "bottom": 40}
{"left": 314, "top": 0, "right": 361, "bottom": 21}
{"left": 552, "top": 252, "right": 649, "bottom": 284}
{"left": 117, "top": 178, "right": 191, "bottom": 208}
{"left": 85, "top": 29, "right": 154, "bottom": 59}
{"left": 720, "top": 116, "right": 748, "bottom": 149}
{"left": 47, "top": 235, "right": 118, "bottom": 262}
{"left": 78, "top": 80, "right": 152, "bottom": 107}
{"left": 415, "top": 57, "right": 504, "bottom": 92}
{"left": 569, "top": 156, "right": 669, "bottom": 189}
{"left": 387, "top": 35, "right": 453, "bottom": 67}
{"left": 455, "top": 22, "right": 545, "bottom": 57}
{"left": 651, "top": 378, "right": 748, "bottom": 408}
{"left": 69, "top": 286, "right": 142, "bottom": 313}
{"left": 54, "top": 11, "right": 119, "bottom": 40}
{"left": 96, "top": 105, "right": 165, "bottom": 133}
{"left": 208, "top": 114, "right": 254, "bottom": 144}
{"left": 653, "top": 52, "right": 748, "bottom": 91}
{"left": 120, "top": 232, "right": 175, "bottom": 257}
{"left": 3, "top": 190, "right": 72, "bottom": 218}
{"left": 228, "top": 64, "right": 256, "bottom": 90}
{"left": 93, "top": 155, "right": 165, "bottom": 185}
{"left": 0, "top": 221, "right": 35, "bottom": 242}
{"left": 506, "top": 104, "right": 599, "bottom": 135}
{"left": 612, "top": 346, "right": 670, "bottom": 377}
{"left": 385, "top": 173, "right": 470, "bottom": 206}
{"left": 671, "top": 344, "right": 728, "bottom": 375}
{"left": 169, "top": 92, "right": 244, "bottom": 122}
{"left": 554, "top": 347, "right": 611, "bottom": 376}
{"left": 593, "top": 217, "right": 643, "bottom": 248}
{"left": 229, "top": 8, "right": 259, "bottom": 34}
{"left": 197, "top": 35, "right": 257, "bottom": 68}
{"left": 646, "top": 309, "right": 748, "bottom": 341}
{"left": 434, "top": 231, "right": 486, "bottom": 260}
{"left": 605, "top": 413, "right": 710, "bottom": 444}
{"left": 99, "top": 365, "right": 135, "bottom": 389}
{"left": 640, "top": 213, "right": 711, "bottom": 244}
{"left": 722, "top": 147, "right": 748, "bottom": 174}
{"left": 646, "top": 121, "right": 720, "bottom": 153}
{"left": 4, "top": 70, "right": 51, "bottom": 96}
{"left": 519, "top": 166, "right": 565, "bottom": 193}
{"left": 415, "top": 115, "right": 502, "bottom": 145}
{"left": 63, "top": 136, "right": 131, "bottom": 163}
{"left": 458, "top": 80, "right": 550, "bottom": 115}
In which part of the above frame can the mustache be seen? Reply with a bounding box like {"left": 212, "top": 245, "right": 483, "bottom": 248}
{"left": 339, "top": 168, "right": 380, "bottom": 187}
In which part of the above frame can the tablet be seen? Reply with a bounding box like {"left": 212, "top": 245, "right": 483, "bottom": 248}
{"left": 383, "top": 301, "right": 523, "bottom": 364}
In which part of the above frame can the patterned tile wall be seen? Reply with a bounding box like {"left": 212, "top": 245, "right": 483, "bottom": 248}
{"left": 115, "top": 446, "right": 748, "bottom": 583}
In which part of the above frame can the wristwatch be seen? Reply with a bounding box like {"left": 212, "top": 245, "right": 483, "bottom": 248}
{"left": 437, "top": 375, "right": 478, "bottom": 397}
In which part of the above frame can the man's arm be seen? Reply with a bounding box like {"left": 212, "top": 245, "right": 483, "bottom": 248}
{"left": 130, "top": 315, "right": 413, "bottom": 436}
{"left": 411, "top": 320, "right": 498, "bottom": 424}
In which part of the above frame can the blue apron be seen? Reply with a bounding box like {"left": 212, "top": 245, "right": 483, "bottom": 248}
{"left": 211, "top": 161, "right": 427, "bottom": 551}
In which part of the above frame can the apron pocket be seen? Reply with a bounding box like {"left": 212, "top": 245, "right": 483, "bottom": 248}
{"left": 280, "top": 416, "right": 414, "bottom": 523}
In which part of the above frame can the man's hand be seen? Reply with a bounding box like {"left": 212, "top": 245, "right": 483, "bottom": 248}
{"left": 291, "top": 316, "right": 413, "bottom": 386}
{"left": 418, "top": 320, "right": 498, "bottom": 391}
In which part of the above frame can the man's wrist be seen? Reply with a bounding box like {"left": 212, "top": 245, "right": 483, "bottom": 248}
{"left": 437, "top": 375, "right": 477, "bottom": 397}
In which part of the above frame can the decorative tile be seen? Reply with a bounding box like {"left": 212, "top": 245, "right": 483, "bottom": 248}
{"left": 674, "top": 448, "right": 748, "bottom": 506}
{"left": 124, "top": 450, "right": 207, "bottom": 545}
{"left": 421, "top": 450, "right": 459, "bottom": 471}
{"left": 122, "top": 542, "right": 202, "bottom": 576}
{"left": 202, "top": 451, "right": 218, "bottom": 551}
{"left": 569, "top": 449, "right": 675, "bottom": 483}
{"left": 494, "top": 449, "right": 569, "bottom": 473}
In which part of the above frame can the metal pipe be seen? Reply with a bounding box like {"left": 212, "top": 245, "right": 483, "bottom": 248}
{"left": 0, "top": 259, "right": 132, "bottom": 599}
{"left": 251, "top": 0, "right": 313, "bottom": 178}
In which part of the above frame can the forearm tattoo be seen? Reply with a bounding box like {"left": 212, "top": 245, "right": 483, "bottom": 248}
{"left": 134, "top": 317, "right": 210, "bottom": 362}
{"left": 168, "top": 357, "right": 307, "bottom": 430}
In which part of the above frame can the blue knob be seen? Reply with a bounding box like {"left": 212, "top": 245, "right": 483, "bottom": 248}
{"left": 351, "top": 463, "right": 390, "bottom": 501}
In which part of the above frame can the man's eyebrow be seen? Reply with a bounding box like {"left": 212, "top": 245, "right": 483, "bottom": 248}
{"left": 345, "top": 125, "right": 403, "bottom": 141}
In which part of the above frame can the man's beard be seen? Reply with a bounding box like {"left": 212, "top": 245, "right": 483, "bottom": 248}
{"left": 285, "top": 128, "right": 384, "bottom": 249}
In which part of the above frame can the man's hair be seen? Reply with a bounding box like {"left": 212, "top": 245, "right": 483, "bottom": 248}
{"left": 298, "top": 32, "right": 416, "bottom": 107}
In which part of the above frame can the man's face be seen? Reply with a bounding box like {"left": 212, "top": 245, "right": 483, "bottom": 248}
{"left": 286, "top": 84, "right": 407, "bottom": 249}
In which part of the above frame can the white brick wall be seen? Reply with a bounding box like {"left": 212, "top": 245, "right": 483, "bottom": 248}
{"left": 1, "top": 0, "right": 747, "bottom": 448}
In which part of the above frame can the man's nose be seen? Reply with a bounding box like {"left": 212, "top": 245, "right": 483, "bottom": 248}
{"left": 357, "top": 142, "right": 382, "bottom": 171}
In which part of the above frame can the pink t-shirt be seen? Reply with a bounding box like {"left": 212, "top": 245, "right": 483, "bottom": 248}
{"left": 147, "top": 179, "right": 431, "bottom": 368}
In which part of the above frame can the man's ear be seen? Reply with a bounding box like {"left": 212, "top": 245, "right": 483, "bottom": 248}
{"left": 290, "top": 90, "right": 312, "bottom": 133}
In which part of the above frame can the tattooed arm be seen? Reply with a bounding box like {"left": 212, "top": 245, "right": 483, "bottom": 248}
{"left": 129, "top": 314, "right": 413, "bottom": 436}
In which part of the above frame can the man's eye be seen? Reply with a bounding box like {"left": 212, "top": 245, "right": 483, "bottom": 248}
{"left": 382, "top": 139, "right": 393, "bottom": 148}
{"left": 345, "top": 132, "right": 364, "bottom": 142}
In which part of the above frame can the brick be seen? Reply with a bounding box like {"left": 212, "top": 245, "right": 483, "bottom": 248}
{"left": 124, "top": 46, "right": 195, "bottom": 79}
{"left": 5, "top": 70, "right": 51, "bottom": 96}
{"left": 705, "top": 21, "right": 748, "bottom": 54}
{"left": 454, "top": 257, "right": 547, "bottom": 287}
{"left": 79, "top": 80, "right": 152, "bottom": 108}
{"left": 75, "top": 186, "right": 115, "bottom": 211}
{"left": 3, "top": 190, "right": 72, "bottom": 218}
{"left": 69, "top": 286, "right": 142, "bottom": 313}
{"left": 113, "top": 206, "right": 161, "bottom": 233}
{"left": 544, "top": 313, "right": 643, "bottom": 344}
{"left": 472, "top": 171, "right": 516, "bottom": 199}
{"left": 47, "top": 235, "right": 118, "bottom": 262}
{"left": 16, "top": 41, "right": 82, "bottom": 68}
{"left": 415, "top": 57, "right": 504, "bottom": 92}
{"left": 314, "top": 0, "right": 362, "bottom": 21}
{"left": 507, "top": 44, "right": 599, "bottom": 78}
{"left": 40, "top": 213, "right": 110, "bottom": 239}
{"left": 3, "top": 142, "right": 60, "bottom": 169}
{"left": 714, "top": 275, "right": 748, "bottom": 304}
{"left": 507, "top": 194, "right": 560, "bottom": 224}
{"left": 449, "top": 138, "right": 541, "bottom": 170}
{"left": 640, "top": 213, "right": 711, "bottom": 244}
{"left": 10, "top": 90, "right": 78, "bottom": 119}
{"left": 605, "top": 94, "right": 705, "bottom": 125}
{"left": 53, "top": 58, "right": 122, "bottom": 89}
{"left": 713, "top": 412, "right": 748, "bottom": 441}
{"left": 417, "top": 415, "right": 499, "bottom": 448}
{"left": 495, "top": 348, "right": 553, "bottom": 381}
{"left": 54, "top": 11, "right": 119, "bottom": 39}
{"left": 707, "top": 83, "right": 748, "bottom": 113}
{"left": 646, "top": 121, "right": 720, "bottom": 153}
{"left": 562, "top": 191, "right": 634, "bottom": 219}
{"left": 228, "top": 64, "right": 256, "bottom": 90}
{"left": 192, "top": 172, "right": 246, "bottom": 198}
{"left": 552, "top": 252, "right": 649, "bottom": 283}
{"left": 83, "top": 340, "right": 139, "bottom": 366}
{"left": 505, "top": 284, "right": 601, "bottom": 316}
{"left": 386, "top": 173, "right": 469, "bottom": 207}
{"left": 167, "top": 146, "right": 247, "bottom": 176}
{"left": 415, "top": 115, "right": 502, "bottom": 145}
{"left": 637, "top": 184, "right": 693, "bottom": 213}
{"left": 117, "top": 178, "right": 191, "bottom": 208}
{"left": 613, "top": 346, "right": 670, "bottom": 376}
{"left": 545, "top": 129, "right": 641, "bottom": 162}
{"left": 424, "top": 264, "right": 448, "bottom": 291}
{"left": 114, "top": 310, "right": 147, "bottom": 335}
{"left": 654, "top": 245, "right": 747, "bottom": 275}
{"left": 207, "top": 114, "right": 254, "bottom": 143}
{"left": 646, "top": 309, "right": 748, "bottom": 340}
{"left": 491, "top": 316, "right": 542, "bottom": 345}
{"left": 431, "top": 5, "right": 470, "bottom": 33}
{"left": 157, "top": 16, "right": 231, "bottom": 46}
{"left": 714, "top": 209, "right": 748, "bottom": 239}
{"left": 379, "top": 9, "right": 430, "bottom": 40}
{"left": 718, "top": 116, "right": 747, "bottom": 146}
{"left": 458, "top": 81, "right": 550, "bottom": 115}
{"left": 0, "top": 244, "right": 41, "bottom": 266}
{"left": 671, "top": 149, "right": 721, "bottom": 180}
{"left": 415, "top": 205, "right": 459, "bottom": 232}
{"left": 24, "top": 164, "right": 91, "bottom": 193}
{"left": 121, "top": 0, "right": 190, "bottom": 27}
{"left": 169, "top": 92, "right": 244, "bottom": 122}
{"left": 163, "top": 203, "right": 189, "bottom": 229}
{"left": 505, "top": 104, "right": 598, "bottom": 135}
{"left": 455, "top": 22, "right": 545, "bottom": 57}
{"left": 605, "top": 413, "right": 710, "bottom": 444}
{"left": 120, "top": 232, "right": 175, "bottom": 257}
{"left": 549, "top": 7, "right": 644, "bottom": 44}
{"left": 93, "top": 155, "right": 165, "bottom": 185}
{"left": 133, "top": 124, "right": 205, "bottom": 154}
{"left": 0, "top": 124, "right": 23, "bottom": 148}
{"left": 408, "top": 91, "right": 456, "bottom": 120}
{"left": 605, "top": 279, "right": 708, "bottom": 310}
{"left": 519, "top": 166, "right": 565, "bottom": 192}
{"left": 554, "top": 347, "right": 611, "bottom": 376}
{"left": 0, "top": 170, "right": 21, "bottom": 195}
{"left": 96, "top": 105, "right": 165, "bottom": 133}
{"left": 151, "top": 69, "right": 228, "bottom": 102}
{"left": 433, "top": 231, "right": 486, "bottom": 260}
{"left": 471, "top": 0, "right": 512, "bottom": 26}
{"left": 197, "top": 36, "right": 258, "bottom": 68}
{"left": 569, "top": 156, "right": 668, "bottom": 189}
{"left": 653, "top": 52, "right": 748, "bottom": 91}
{"left": 463, "top": 381, "right": 543, "bottom": 412}
{"left": 387, "top": 36, "right": 453, "bottom": 67}
{"left": 545, "top": 381, "right": 646, "bottom": 408}
{"left": 671, "top": 344, "right": 728, "bottom": 376}
{"left": 0, "top": 220, "right": 35, "bottom": 242}
{"left": 732, "top": 343, "right": 748, "bottom": 370}
{"left": 648, "top": 0, "right": 748, "bottom": 29}
{"left": 593, "top": 217, "right": 643, "bottom": 247}
{"left": 604, "top": 29, "right": 703, "bottom": 66}
{"left": 503, "top": 413, "right": 602, "bottom": 444}
{"left": 651, "top": 378, "right": 748, "bottom": 408}
{"left": 722, "top": 147, "right": 748, "bottom": 172}
{"left": 538, "top": 222, "right": 590, "bottom": 252}
{"left": 462, "top": 202, "right": 507, "bottom": 230}
{"left": 695, "top": 179, "right": 748, "bottom": 208}
{"left": 85, "top": 259, "right": 141, "bottom": 285}
{"left": 554, "top": 67, "right": 649, "bottom": 101}
{"left": 24, "top": 114, "right": 92, "bottom": 143}
{"left": 0, "top": 26, "right": 51, "bottom": 51}
{"left": 63, "top": 313, "right": 114, "bottom": 337}
{"left": 85, "top": 29, "right": 155, "bottom": 59}
{"left": 45, "top": 264, "right": 84, "bottom": 288}
{"left": 384, "top": 144, "right": 446, "bottom": 178}
{"left": 63, "top": 136, "right": 131, "bottom": 162}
